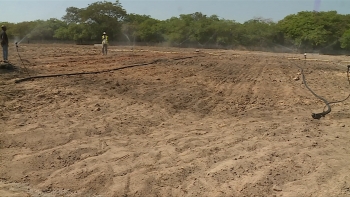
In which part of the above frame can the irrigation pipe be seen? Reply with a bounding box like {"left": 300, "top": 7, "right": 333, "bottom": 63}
{"left": 289, "top": 59, "right": 350, "bottom": 119}
{"left": 14, "top": 56, "right": 197, "bottom": 84}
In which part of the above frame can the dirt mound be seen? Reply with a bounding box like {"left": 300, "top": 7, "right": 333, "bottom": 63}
{"left": 1, "top": 44, "right": 350, "bottom": 197}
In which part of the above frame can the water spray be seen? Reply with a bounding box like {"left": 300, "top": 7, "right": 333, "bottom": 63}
{"left": 17, "top": 34, "right": 29, "bottom": 45}
{"left": 122, "top": 33, "right": 134, "bottom": 51}
{"left": 123, "top": 33, "right": 131, "bottom": 43}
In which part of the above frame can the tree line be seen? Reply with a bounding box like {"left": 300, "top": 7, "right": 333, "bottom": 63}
{"left": 1, "top": 0, "right": 350, "bottom": 53}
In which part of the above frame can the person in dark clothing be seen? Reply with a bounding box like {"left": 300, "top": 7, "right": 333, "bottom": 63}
{"left": 1, "top": 25, "right": 9, "bottom": 63}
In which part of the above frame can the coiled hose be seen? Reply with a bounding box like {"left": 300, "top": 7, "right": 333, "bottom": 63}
{"left": 295, "top": 60, "right": 350, "bottom": 119}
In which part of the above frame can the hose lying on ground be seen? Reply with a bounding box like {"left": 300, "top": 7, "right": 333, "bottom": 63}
{"left": 15, "top": 51, "right": 350, "bottom": 119}
{"left": 291, "top": 60, "right": 350, "bottom": 119}
{"left": 14, "top": 56, "right": 197, "bottom": 84}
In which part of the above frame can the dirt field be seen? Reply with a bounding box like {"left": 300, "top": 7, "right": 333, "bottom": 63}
{"left": 1, "top": 44, "right": 350, "bottom": 197}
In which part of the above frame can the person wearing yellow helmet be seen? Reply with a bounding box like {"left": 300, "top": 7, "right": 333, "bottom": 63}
{"left": 102, "top": 32, "right": 108, "bottom": 55}
{"left": 1, "top": 25, "right": 9, "bottom": 63}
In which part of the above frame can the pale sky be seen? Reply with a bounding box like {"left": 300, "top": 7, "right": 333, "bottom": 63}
{"left": 0, "top": 0, "right": 349, "bottom": 24}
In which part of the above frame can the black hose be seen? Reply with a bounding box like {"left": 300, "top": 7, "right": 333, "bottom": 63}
{"left": 15, "top": 56, "right": 197, "bottom": 83}
{"left": 300, "top": 64, "right": 330, "bottom": 119}
{"left": 291, "top": 60, "right": 350, "bottom": 119}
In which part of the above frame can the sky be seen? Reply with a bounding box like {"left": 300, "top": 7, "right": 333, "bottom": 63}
{"left": 0, "top": 0, "right": 349, "bottom": 24}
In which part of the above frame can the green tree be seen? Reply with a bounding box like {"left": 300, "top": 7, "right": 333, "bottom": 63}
{"left": 1, "top": 0, "right": 350, "bottom": 52}
{"left": 239, "top": 17, "right": 278, "bottom": 47}
{"left": 10, "top": 21, "right": 35, "bottom": 42}
{"left": 60, "top": 0, "right": 127, "bottom": 42}
{"left": 340, "top": 29, "right": 350, "bottom": 49}
{"left": 137, "top": 18, "right": 164, "bottom": 42}
{"left": 122, "top": 14, "right": 155, "bottom": 42}
{"left": 212, "top": 19, "right": 241, "bottom": 46}
{"left": 54, "top": 23, "right": 91, "bottom": 44}
{"left": 162, "top": 12, "right": 210, "bottom": 46}
{"left": 28, "top": 19, "right": 66, "bottom": 40}
{"left": 79, "top": 0, "right": 127, "bottom": 40}
{"left": 278, "top": 11, "right": 350, "bottom": 50}
{"left": 62, "top": 7, "right": 82, "bottom": 24}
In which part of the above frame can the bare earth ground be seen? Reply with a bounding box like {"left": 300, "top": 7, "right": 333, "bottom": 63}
{"left": 1, "top": 44, "right": 350, "bottom": 197}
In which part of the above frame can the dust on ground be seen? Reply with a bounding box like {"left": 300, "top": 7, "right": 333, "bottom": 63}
{"left": 1, "top": 44, "right": 350, "bottom": 197}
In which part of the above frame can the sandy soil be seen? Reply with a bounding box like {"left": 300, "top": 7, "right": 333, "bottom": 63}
{"left": 1, "top": 44, "right": 350, "bottom": 197}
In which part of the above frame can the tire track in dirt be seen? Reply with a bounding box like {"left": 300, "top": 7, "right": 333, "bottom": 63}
{"left": 200, "top": 55, "right": 285, "bottom": 117}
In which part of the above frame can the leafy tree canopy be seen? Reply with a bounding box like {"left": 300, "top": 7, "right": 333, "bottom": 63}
{"left": 1, "top": 1, "right": 350, "bottom": 53}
